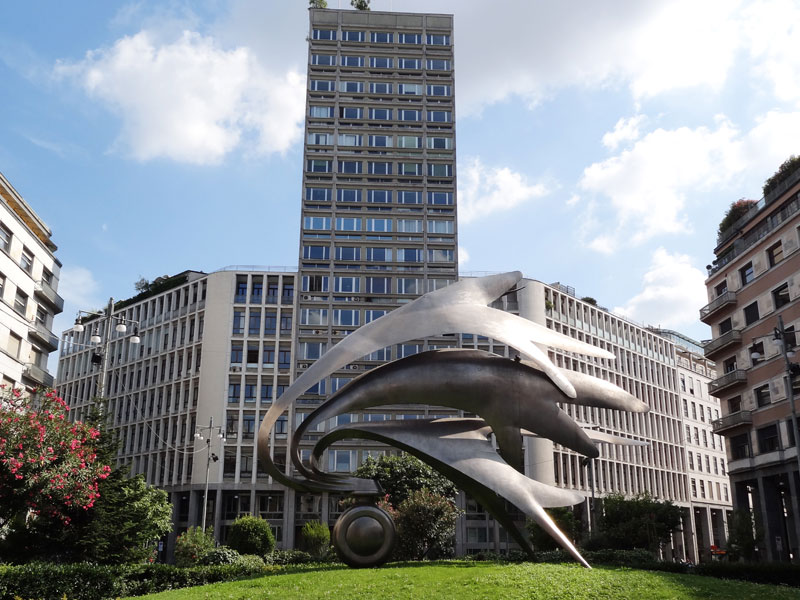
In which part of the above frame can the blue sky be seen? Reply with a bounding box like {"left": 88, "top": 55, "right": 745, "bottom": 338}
{"left": 2, "top": 0, "right": 800, "bottom": 363}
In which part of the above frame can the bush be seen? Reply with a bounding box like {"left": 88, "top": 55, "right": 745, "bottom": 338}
{"left": 199, "top": 546, "right": 240, "bottom": 566}
{"left": 174, "top": 526, "right": 216, "bottom": 567}
{"left": 236, "top": 554, "right": 267, "bottom": 570}
{"left": 717, "top": 198, "right": 757, "bottom": 238}
{"left": 393, "top": 489, "right": 461, "bottom": 560}
{"left": 264, "top": 549, "right": 315, "bottom": 565}
{"left": 526, "top": 507, "right": 581, "bottom": 551}
{"left": 695, "top": 561, "right": 800, "bottom": 587}
{"left": 763, "top": 155, "right": 800, "bottom": 198}
{"left": 300, "top": 520, "right": 331, "bottom": 559}
{"left": 227, "top": 516, "right": 276, "bottom": 556}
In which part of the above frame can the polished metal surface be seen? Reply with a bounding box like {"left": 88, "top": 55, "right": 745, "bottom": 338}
{"left": 332, "top": 504, "right": 397, "bottom": 568}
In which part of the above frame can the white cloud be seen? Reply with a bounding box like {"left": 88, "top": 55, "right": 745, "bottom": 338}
{"left": 602, "top": 116, "right": 645, "bottom": 150}
{"left": 741, "top": 0, "right": 800, "bottom": 105}
{"left": 55, "top": 30, "right": 305, "bottom": 164}
{"left": 614, "top": 248, "right": 708, "bottom": 329}
{"left": 458, "top": 157, "right": 549, "bottom": 223}
{"left": 580, "top": 117, "right": 746, "bottom": 248}
{"left": 57, "top": 265, "right": 101, "bottom": 309}
{"left": 458, "top": 246, "right": 470, "bottom": 265}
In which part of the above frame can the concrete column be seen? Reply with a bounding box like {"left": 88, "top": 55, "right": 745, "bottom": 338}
{"left": 525, "top": 437, "right": 555, "bottom": 486}
{"left": 188, "top": 487, "right": 199, "bottom": 528}
{"left": 284, "top": 488, "right": 296, "bottom": 549}
{"left": 213, "top": 487, "right": 223, "bottom": 543}
{"left": 786, "top": 470, "right": 800, "bottom": 561}
{"left": 756, "top": 475, "right": 775, "bottom": 561}
{"left": 686, "top": 507, "right": 699, "bottom": 563}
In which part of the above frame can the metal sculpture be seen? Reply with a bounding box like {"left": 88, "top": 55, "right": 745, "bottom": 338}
{"left": 255, "top": 272, "right": 649, "bottom": 567}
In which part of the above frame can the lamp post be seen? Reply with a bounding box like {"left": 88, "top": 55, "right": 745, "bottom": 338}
{"left": 195, "top": 417, "right": 226, "bottom": 532}
{"left": 72, "top": 297, "right": 140, "bottom": 400}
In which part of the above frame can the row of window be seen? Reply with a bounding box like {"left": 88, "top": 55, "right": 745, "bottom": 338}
{"left": 230, "top": 342, "right": 291, "bottom": 368}
{"left": 717, "top": 282, "right": 792, "bottom": 336}
{"left": 309, "top": 133, "right": 452, "bottom": 150}
{"left": 301, "top": 275, "right": 452, "bottom": 295}
{"left": 302, "top": 246, "right": 453, "bottom": 264}
{"left": 298, "top": 273, "right": 452, "bottom": 298}
{"left": 681, "top": 398, "right": 717, "bottom": 421}
{"left": 300, "top": 341, "right": 431, "bottom": 362}
{"left": 687, "top": 450, "right": 726, "bottom": 476}
{"left": 309, "top": 106, "right": 452, "bottom": 122}
{"left": 306, "top": 188, "right": 452, "bottom": 205}
{"left": 312, "top": 30, "right": 450, "bottom": 46}
{"left": 306, "top": 159, "right": 452, "bottom": 177}
{"left": 303, "top": 216, "right": 452, "bottom": 233}
{"left": 312, "top": 80, "right": 451, "bottom": 97}
{"left": 690, "top": 478, "right": 729, "bottom": 502}
{"left": 232, "top": 309, "right": 292, "bottom": 336}
{"left": 685, "top": 424, "right": 722, "bottom": 450}
{"left": 311, "top": 55, "right": 451, "bottom": 71}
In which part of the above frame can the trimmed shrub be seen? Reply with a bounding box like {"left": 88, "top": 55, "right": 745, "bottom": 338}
{"left": 300, "top": 520, "right": 331, "bottom": 559}
{"left": 695, "top": 561, "right": 800, "bottom": 587}
{"left": 264, "top": 549, "right": 315, "bottom": 565}
{"left": 199, "top": 546, "right": 240, "bottom": 566}
{"left": 174, "top": 526, "right": 216, "bottom": 567}
{"left": 393, "top": 489, "right": 461, "bottom": 560}
{"left": 763, "top": 155, "right": 800, "bottom": 198}
{"left": 237, "top": 554, "right": 267, "bottom": 570}
{"left": 227, "top": 516, "right": 276, "bottom": 556}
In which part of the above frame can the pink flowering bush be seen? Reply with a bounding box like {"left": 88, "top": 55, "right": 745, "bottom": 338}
{"left": 0, "top": 387, "right": 110, "bottom": 527}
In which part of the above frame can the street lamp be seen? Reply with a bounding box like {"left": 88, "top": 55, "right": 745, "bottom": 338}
{"left": 73, "top": 297, "right": 140, "bottom": 399}
{"left": 195, "top": 417, "right": 226, "bottom": 532}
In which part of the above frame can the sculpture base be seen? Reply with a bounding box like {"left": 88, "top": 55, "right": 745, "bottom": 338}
{"left": 332, "top": 504, "right": 396, "bottom": 568}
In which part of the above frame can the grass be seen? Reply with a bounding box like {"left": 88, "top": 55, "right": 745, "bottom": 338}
{"left": 129, "top": 561, "right": 800, "bottom": 600}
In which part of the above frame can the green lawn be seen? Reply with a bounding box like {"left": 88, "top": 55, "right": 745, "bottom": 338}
{"left": 130, "top": 561, "right": 800, "bottom": 600}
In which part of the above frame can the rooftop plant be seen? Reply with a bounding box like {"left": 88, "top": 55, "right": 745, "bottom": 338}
{"left": 763, "top": 154, "right": 800, "bottom": 198}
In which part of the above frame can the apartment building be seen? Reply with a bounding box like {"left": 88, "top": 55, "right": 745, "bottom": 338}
{"left": 56, "top": 269, "right": 298, "bottom": 555}
{"left": 0, "top": 172, "right": 63, "bottom": 390}
{"left": 703, "top": 162, "right": 800, "bottom": 561}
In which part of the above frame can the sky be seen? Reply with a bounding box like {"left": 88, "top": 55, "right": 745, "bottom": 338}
{"left": 2, "top": 0, "right": 800, "bottom": 369}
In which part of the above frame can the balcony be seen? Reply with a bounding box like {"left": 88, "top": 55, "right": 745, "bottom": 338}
{"left": 34, "top": 280, "right": 64, "bottom": 312}
{"left": 709, "top": 369, "right": 747, "bottom": 394}
{"left": 699, "top": 291, "right": 736, "bottom": 323}
{"left": 28, "top": 321, "right": 59, "bottom": 352}
{"left": 22, "top": 363, "right": 54, "bottom": 388}
{"left": 704, "top": 329, "right": 742, "bottom": 359}
{"left": 712, "top": 410, "right": 752, "bottom": 434}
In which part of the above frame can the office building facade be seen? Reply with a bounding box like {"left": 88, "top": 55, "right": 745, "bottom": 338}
{"left": 0, "top": 172, "right": 63, "bottom": 390}
{"left": 703, "top": 163, "right": 800, "bottom": 561}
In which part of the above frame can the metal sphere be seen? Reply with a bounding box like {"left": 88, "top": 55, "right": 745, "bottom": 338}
{"left": 332, "top": 504, "right": 396, "bottom": 567}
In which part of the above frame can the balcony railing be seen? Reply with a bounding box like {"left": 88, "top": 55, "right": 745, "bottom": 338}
{"left": 22, "top": 363, "right": 54, "bottom": 388}
{"left": 28, "top": 321, "right": 59, "bottom": 352}
{"left": 699, "top": 291, "right": 737, "bottom": 322}
{"left": 709, "top": 369, "right": 747, "bottom": 394}
{"left": 704, "top": 329, "right": 742, "bottom": 359}
{"left": 34, "top": 280, "right": 64, "bottom": 312}
{"left": 712, "top": 410, "right": 753, "bottom": 434}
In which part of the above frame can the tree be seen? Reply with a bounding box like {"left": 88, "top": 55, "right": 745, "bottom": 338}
{"left": 763, "top": 155, "right": 800, "bottom": 197}
{"left": 0, "top": 387, "right": 110, "bottom": 529}
{"left": 592, "top": 493, "right": 682, "bottom": 552}
{"left": 227, "top": 515, "right": 276, "bottom": 556}
{"left": 351, "top": 0, "right": 370, "bottom": 9}
{"left": 309, "top": 0, "right": 328, "bottom": 7}
{"left": 526, "top": 507, "right": 580, "bottom": 551}
{"left": 134, "top": 277, "right": 150, "bottom": 293}
{"left": 353, "top": 453, "right": 457, "bottom": 505}
{"left": 391, "top": 489, "right": 460, "bottom": 559}
{"left": 726, "top": 509, "right": 763, "bottom": 561}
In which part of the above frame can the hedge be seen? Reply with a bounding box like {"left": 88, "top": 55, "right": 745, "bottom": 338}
{"left": 0, "top": 560, "right": 271, "bottom": 600}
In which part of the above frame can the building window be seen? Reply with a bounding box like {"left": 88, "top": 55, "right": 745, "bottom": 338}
{"left": 308, "top": 132, "right": 332, "bottom": 145}
{"left": 399, "top": 163, "right": 422, "bottom": 176}
{"left": 6, "top": 333, "right": 21, "bottom": 359}
{"left": 338, "top": 134, "right": 362, "bottom": 147}
{"left": 427, "top": 136, "right": 453, "bottom": 150}
{"left": 397, "top": 248, "right": 423, "bottom": 262}
{"left": 728, "top": 395, "right": 742, "bottom": 412}
{"left": 367, "top": 190, "right": 392, "bottom": 203}
{"left": 398, "top": 33, "right": 421, "bottom": 44}
{"left": 368, "top": 161, "right": 392, "bottom": 175}
{"left": 427, "top": 110, "right": 452, "bottom": 123}
{"left": 739, "top": 262, "right": 754, "bottom": 286}
{"left": 307, "top": 159, "right": 332, "bottom": 173}
{"left": 311, "top": 54, "right": 336, "bottom": 66}
{"left": 335, "top": 217, "right": 362, "bottom": 231}
{"left": 398, "top": 58, "right": 421, "bottom": 69}
{"left": 340, "top": 107, "right": 363, "bottom": 120}
{"left": 337, "top": 189, "right": 362, "bottom": 203}
{"left": 398, "top": 109, "right": 421, "bottom": 121}
{"left": 688, "top": 453, "right": 694, "bottom": 469}
{"left": 718, "top": 317, "right": 732, "bottom": 335}
{"left": 754, "top": 384, "right": 771, "bottom": 407}
{"left": 428, "top": 163, "right": 453, "bottom": 177}
{"left": 714, "top": 280, "right": 728, "bottom": 296}
{"left": 398, "top": 191, "right": 422, "bottom": 204}
{"left": 303, "top": 216, "right": 331, "bottom": 230}
{"left": 368, "top": 108, "right": 393, "bottom": 120}
{"left": 749, "top": 341, "right": 765, "bottom": 365}
{"left": 302, "top": 245, "right": 330, "bottom": 260}
{"left": 264, "top": 311, "right": 277, "bottom": 334}
{"left": 300, "top": 308, "right": 328, "bottom": 326}
{"left": 332, "top": 309, "right": 360, "bottom": 326}
{"left": 232, "top": 310, "right": 245, "bottom": 335}
{"left": 426, "top": 59, "right": 451, "bottom": 70}
{"left": 743, "top": 301, "right": 759, "bottom": 326}
{"left": 427, "top": 84, "right": 452, "bottom": 96}
{"left": 428, "top": 248, "right": 454, "bottom": 262}
{"left": 398, "top": 83, "right": 423, "bottom": 95}
{"left": 366, "top": 247, "right": 391, "bottom": 261}
{"left": 768, "top": 242, "right": 784, "bottom": 266}
{"left": 428, "top": 191, "right": 453, "bottom": 205}
{"left": 13, "top": 290, "right": 27, "bottom": 315}
{"left": 397, "top": 278, "right": 422, "bottom": 294}
{"left": 731, "top": 433, "right": 750, "bottom": 459}
{"left": 368, "top": 135, "right": 392, "bottom": 147}
{"left": 757, "top": 424, "right": 780, "bottom": 453}
{"left": 426, "top": 33, "right": 450, "bottom": 45}
{"left": 329, "top": 449, "right": 356, "bottom": 472}
{"left": 306, "top": 187, "right": 331, "bottom": 202}
{"left": 248, "top": 310, "right": 261, "bottom": 335}
{"left": 312, "top": 29, "right": 336, "bottom": 40}
{"left": 334, "top": 277, "right": 360, "bottom": 293}
{"left": 365, "top": 218, "right": 392, "bottom": 232}
{"left": 0, "top": 223, "right": 11, "bottom": 252}
{"left": 369, "top": 82, "right": 392, "bottom": 94}
{"left": 370, "top": 56, "right": 393, "bottom": 69}
{"left": 341, "top": 55, "right": 364, "bottom": 67}
{"left": 310, "top": 79, "right": 335, "bottom": 92}
{"left": 338, "top": 160, "right": 363, "bottom": 174}
{"left": 397, "top": 135, "right": 421, "bottom": 149}
{"left": 302, "top": 275, "right": 329, "bottom": 292}
{"left": 335, "top": 246, "right": 361, "bottom": 261}
{"left": 302, "top": 342, "right": 326, "bottom": 360}
{"left": 19, "top": 248, "right": 33, "bottom": 274}
{"left": 366, "top": 277, "right": 391, "bottom": 294}
{"left": 397, "top": 219, "right": 423, "bottom": 233}
{"left": 342, "top": 30, "right": 365, "bottom": 42}
{"left": 230, "top": 342, "right": 243, "bottom": 364}
{"left": 773, "top": 283, "right": 791, "bottom": 309}
{"left": 370, "top": 32, "right": 393, "bottom": 43}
